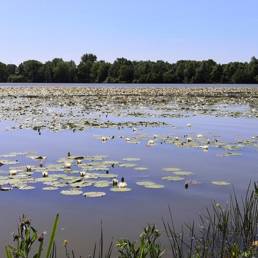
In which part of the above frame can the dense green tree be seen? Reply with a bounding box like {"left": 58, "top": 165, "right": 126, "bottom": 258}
{"left": 0, "top": 54, "right": 258, "bottom": 84}
{"left": 107, "top": 58, "right": 134, "bottom": 82}
{"left": 8, "top": 74, "right": 27, "bottom": 82}
{"left": 248, "top": 57, "right": 258, "bottom": 83}
{"left": 77, "top": 54, "right": 97, "bottom": 82}
{"left": 6, "top": 64, "right": 17, "bottom": 76}
{"left": 18, "top": 60, "right": 44, "bottom": 82}
{"left": 52, "top": 59, "right": 77, "bottom": 83}
{"left": 0, "top": 62, "right": 8, "bottom": 82}
{"left": 90, "top": 61, "right": 110, "bottom": 83}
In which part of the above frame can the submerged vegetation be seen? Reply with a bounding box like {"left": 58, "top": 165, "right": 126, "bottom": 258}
{"left": 4, "top": 186, "right": 258, "bottom": 257}
{"left": 0, "top": 54, "right": 258, "bottom": 83}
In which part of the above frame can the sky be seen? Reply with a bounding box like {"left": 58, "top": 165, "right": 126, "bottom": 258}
{"left": 1, "top": 0, "right": 258, "bottom": 64}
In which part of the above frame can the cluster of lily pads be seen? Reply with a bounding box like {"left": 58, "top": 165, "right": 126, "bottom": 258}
{"left": 0, "top": 87, "right": 257, "bottom": 132}
{"left": 95, "top": 131, "right": 258, "bottom": 157}
{"left": 0, "top": 147, "right": 234, "bottom": 198}
{"left": 0, "top": 152, "right": 135, "bottom": 197}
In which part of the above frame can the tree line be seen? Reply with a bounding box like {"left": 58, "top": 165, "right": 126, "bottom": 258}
{"left": 0, "top": 54, "right": 258, "bottom": 83}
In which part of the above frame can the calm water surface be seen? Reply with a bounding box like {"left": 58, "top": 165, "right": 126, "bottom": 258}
{"left": 0, "top": 85, "right": 257, "bottom": 256}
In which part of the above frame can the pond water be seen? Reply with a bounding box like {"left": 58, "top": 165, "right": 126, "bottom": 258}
{"left": 0, "top": 85, "right": 257, "bottom": 256}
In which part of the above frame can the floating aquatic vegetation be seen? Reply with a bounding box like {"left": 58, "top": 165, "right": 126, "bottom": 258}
{"left": 43, "top": 186, "right": 58, "bottom": 191}
{"left": 119, "top": 163, "right": 137, "bottom": 168}
{"left": 134, "top": 167, "right": 148, "bottom": 171}
{"left": 147, "top": 140, "right": 156, "bottom": 146}
{"left": 83, "top": 191, "right": 106, "bottom": 198}
{"left": 18, "top": 185, "right": 35, "bottom": 190}
{"left": 0, "top": 88, "right": 258, "bottom": 133}
{"left": 223, "top": 152, "right": 242, "bottom": 157}
{"left": 60, "top": 189, "right": 83, "bottom": 196}
{"left": 122, "top": 157, "right": 141, "bottom": 162}
{"left": 211, "top": 181, "right": 231, "bottom": 186}
{"left": 173, "top": 171, "right": 193, "bottom": 176}
{"left": 94, "top": 180, "right": 111, "bottom": 188}
{"left": 161, "top": 176, "right": 185, "bottom": 181}
{"left": 136, "top": 181, "right": 164, "bottom": 189}
{"left": 27, "top": 155, "right": 47, "bottom": 160}
{"left": 0, "top": 159, "right": 18, "bottom": 165}
{"left": 0, "top": 185, "right": 12, "bottom": 191}
{"left": 162, "top": 167, "right": 181, "bottom": 172}
{"left": 110, "top": 187, "right": 132, "bottom": 192}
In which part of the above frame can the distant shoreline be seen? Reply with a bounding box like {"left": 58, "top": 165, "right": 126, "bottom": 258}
{"left": 0, "top": 82, "right": 258, "bottom": 89}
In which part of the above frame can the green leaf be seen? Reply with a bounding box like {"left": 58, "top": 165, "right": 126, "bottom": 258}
{"left": 45, "top": 214, "right": 59, "bottom": 258}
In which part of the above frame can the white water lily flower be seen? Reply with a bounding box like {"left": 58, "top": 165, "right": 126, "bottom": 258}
{"left": 80, "top": 171, "right": 86, "bottom": 177}
{"left": 118, "top": 182, "right": 127, "bottom": 188}
{"left": 101, "top": 136, "right": 109, "bottom": 141}
{"left": 77, "top": 159, "right": 82, "bottom": 164}
{"left": 186, "top": 137, "right": 192, "bottom": 142}
{"left": 26, "top": 165, "right": 32, "bottom": 172}
{"left": 42, "top": 171, "right": 48, "bottom": 177}
{"left": 112, "top": 178, "right": 118, "bottom": 186}
{"left": 9, "top": 169, "right": 17, "bottom": 176}
{"left": 147, "top": 139, "right": 155, "bottom": 146}
{"left": 64, "top": 161, "right": 72, "bottom": 169}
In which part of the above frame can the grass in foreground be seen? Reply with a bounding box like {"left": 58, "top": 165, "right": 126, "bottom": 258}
{"left": 4, "top": 184, "right": 258, "bottom": 258}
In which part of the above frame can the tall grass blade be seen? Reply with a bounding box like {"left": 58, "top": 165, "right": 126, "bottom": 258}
{"left": 46, "top": 214, "right": 59, "bottom": 258}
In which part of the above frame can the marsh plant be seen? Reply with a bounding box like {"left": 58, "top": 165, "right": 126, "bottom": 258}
{"left": 4, "top": 185, "right": 258, "bottom": 258}
{"left": 5, "top": 214, "right": 59, "bottom": 258}
{"left": 163, "top": 184, "right": 258, "bottom": 258}
{"left": 116, "top": 225, "right": 165, "bottom": 258}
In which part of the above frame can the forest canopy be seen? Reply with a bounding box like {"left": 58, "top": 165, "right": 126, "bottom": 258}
{"left": 1, "top": 54, "right": 258, "bottom": 84}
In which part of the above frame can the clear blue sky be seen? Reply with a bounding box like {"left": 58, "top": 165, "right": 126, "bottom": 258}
{"left": 1, "top": 0, "right": 258, "bottom": 64}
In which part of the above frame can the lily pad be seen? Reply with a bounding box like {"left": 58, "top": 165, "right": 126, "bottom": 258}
{"left": 134, "top": 167, "right": 148, "bottom": 171}
{"left": 211, "top": 181, "right": 231, "bottom": 186}
{"left": 122, "top": 157, "right": 140, "bottom": 162}
{"left": 136, "top": 181, "right": 164, "bottom": 189}
{"left": 163, "top": 167, "right": 181, "bottom": 172}
{"left": 162, "top": 176, "right": 185, "bottom": 181}
{"left": 43, "top": 186, "right": 58, "bottom": 191}
{"left": 173, "top": 171, "right": 193, "bottom": 176}
{"left": 119, "top": 163, "right": 137, "bottom": 168}
{"left": 60, "top": 189, "right": 83, "bottom": 196}
{"left": 94, "top": 181, "right": 111, "bottom": 188}
{"left": 83, "top": 191, "right": 106, "bottom": 198}
{"left": 110, "top": 187, "right": 132, "bottom": 192}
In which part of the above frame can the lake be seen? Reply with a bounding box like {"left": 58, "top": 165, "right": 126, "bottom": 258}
{"left": 0, "top": 85, "right": 257, "bottom": 256}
